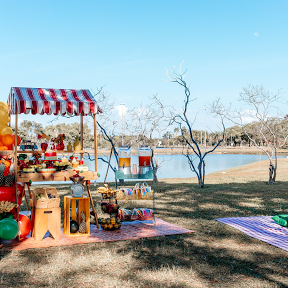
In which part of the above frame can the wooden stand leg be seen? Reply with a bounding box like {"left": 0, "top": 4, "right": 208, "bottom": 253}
{"left": 31, "top": 206, "right": 35, "bottom": 237}
{"left": 18, "top": 183, "right": 30, "bottom": 214}
{"left": 26, "top": 183, "right": 32, "bottom": 199}
{"left": 23, "top": 190, "right": 29, "bottom": 212}
{"left": 86, "top": 181, "right": 99, "bottom": 228}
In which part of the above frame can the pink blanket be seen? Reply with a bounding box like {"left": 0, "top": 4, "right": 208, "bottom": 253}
{"left": 0, "top": 219, "right": 193, "bottom": 251}
{"left": 217, "top": 216, "right": 288, "bottom": 251}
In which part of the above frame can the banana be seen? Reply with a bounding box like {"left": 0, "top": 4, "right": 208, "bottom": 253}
{"left": 97, "top": 184, "right": 117, "bottom": 197}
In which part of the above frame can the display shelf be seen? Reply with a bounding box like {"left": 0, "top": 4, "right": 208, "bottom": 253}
{"left": 16, "top": 150, "right": 86, "bottom": 154}
{"left": 115, "top": 169, "right": 156, "bottom": 224}
{"left": 115, "top": 170, "right": 154, "bottom": 180}
{"left": 17, "top": 170, "right": 99, "bottom": 182}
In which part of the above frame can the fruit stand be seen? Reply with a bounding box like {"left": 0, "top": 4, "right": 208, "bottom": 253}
{"left": 7, "top": 87, "right": 101, "bottom": 233}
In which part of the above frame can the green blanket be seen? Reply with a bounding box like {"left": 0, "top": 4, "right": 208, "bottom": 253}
{"left": 272, "top": 215, "right": 288, "bottom": 227}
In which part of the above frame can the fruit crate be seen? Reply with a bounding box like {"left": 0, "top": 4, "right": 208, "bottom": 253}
{"left": 32, "top": 187, "right": 60, "bottom": 208}
{"left": 45, "top": 187, "right": 60, "bottom": 208}
{"left": 32, "top": 188, "right": 48, "bottom": 208}
{"left": 63, "top": 196, "right": 90, "bottom": 237}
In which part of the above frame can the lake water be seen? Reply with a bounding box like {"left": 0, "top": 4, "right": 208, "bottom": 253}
{"left": 90, "top": 154, "right": 281, "bottom": 182}
{"left": 33, "top": 154, "right": 283, "bottom": 184}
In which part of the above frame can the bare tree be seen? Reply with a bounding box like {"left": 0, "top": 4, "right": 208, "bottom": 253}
{"left": 210, "top": 84, "right": 288, "bottom": 185}
{"left": 87, "top": 89, "right": 118, "bottom": 149}
{"left": 50, "top": 87, "right": 120, "bottom": 174}
{"left": 166, "top": 64, "right": 225, "bottom": 188}
{"left": 85, "top": 89, "right": 120, "bottom": 173}
{"left": 124, "top": 94, "right": 173, "bottom": 182}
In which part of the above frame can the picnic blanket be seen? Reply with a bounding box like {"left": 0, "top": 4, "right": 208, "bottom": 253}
{"left": 0, "top": 219, "right": 193, "bottom": 251}
{"left": 217, "top": 216, "right": 288, "bottom": 252}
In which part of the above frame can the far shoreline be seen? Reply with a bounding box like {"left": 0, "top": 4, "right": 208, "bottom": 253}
{"left": 92, "top": 147, "right": 288, "bottom": 156}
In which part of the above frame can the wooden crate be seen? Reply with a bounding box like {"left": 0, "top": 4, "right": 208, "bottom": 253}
{"left": 64, "top": 196, "right": 90, "bottom": 237}
{"left": 32, "top": 187, "right": 60, "bottom": 208}
{"left": 32, "top": 188, "right": 49, "bottom": 209}
{"left": 45, "top": 187, "right": 60, "bottom": 208}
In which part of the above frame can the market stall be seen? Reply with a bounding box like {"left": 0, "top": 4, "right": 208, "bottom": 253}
{"left": 7, "top": 87, "right": 101, "bottom": 230}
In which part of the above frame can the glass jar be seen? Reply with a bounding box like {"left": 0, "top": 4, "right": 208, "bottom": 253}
{"left": 138, "top": 145, "right": 151, "bottom": 166}
{"left": 118, "top": 145, "right": 131, "bottom": 167}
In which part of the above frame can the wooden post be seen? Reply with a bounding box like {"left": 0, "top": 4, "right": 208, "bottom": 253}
{"left": 80, "top": 113, "right": 84, "bottom": 161}
{"left": 14, "top": 113, "right": 20, "bottom": 239}
{"left": 86, "top": 181, "right": 99, "bottom": 228}
{"left": 93, "top": 114, "right": 98, "bottom": 172}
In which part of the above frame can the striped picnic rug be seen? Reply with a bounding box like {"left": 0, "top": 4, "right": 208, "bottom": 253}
{"left": 216, "top": 216, "right": 288, "bottom": 252}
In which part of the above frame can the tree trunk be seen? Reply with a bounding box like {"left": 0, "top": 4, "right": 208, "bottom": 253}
{"left": 153, "top": 169, "right": 158, "bottom": 183}
{"left": 268, "top": 161, "right": 276, "bottom": 185}
{"left": 197, "top": 160, "right": 205, "bottom": 188}
{"left": 151, "top": 148, "right": 159, "bottom": 183}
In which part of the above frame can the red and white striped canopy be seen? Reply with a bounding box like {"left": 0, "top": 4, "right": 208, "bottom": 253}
{"left": 8, "top": 87, "right": 100, "bottom": 116}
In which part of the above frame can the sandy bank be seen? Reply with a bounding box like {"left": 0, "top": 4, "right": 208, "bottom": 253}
{"left": 160, "top": 157, "right": 288, "bottom": 184}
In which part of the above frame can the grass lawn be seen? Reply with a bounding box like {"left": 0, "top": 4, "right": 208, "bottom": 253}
{"left": 1, "top": 158, "right": 288, "bottom": 287}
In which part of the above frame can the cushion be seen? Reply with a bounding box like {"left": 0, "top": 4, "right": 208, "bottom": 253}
{"left": 272, "top": 215, "right": 288, "bottom": 227}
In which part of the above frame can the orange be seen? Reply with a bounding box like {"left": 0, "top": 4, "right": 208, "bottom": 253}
{"left": 2, "top": 134, "right": 14, "bottom": 146}
{"left": 42, "top": 134, "right": 46, "bottom": 139}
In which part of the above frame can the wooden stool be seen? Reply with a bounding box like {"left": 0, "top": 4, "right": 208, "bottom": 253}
{"left": 31, "top": 207, "right": 61, "bottom": 241}
{"left": 64, "top": 196, "right": 90, "bottom": 237}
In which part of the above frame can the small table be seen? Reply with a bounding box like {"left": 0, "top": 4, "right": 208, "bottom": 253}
{"left": 64, "top": 196, "right": 90, "bottom": 237}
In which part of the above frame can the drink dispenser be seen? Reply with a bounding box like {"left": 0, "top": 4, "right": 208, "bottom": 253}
{"left": 118, "top": 145, "right": 131, "bottom": 174}
{"left": 138, "top": 145, "right": 152, "bottom": 174}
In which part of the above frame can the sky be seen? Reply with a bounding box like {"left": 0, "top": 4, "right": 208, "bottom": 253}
{"left": 0, "top": 0, "right": 287, "bottom": 134}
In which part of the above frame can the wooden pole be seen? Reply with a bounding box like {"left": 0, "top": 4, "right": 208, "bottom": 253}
{"left": 80, "top": 113, "right": 84, "bottom": 160}
{"left": 14, "top": 113, "right": 20, "bottom": 240}
{"left": 94, "top": 114, "right": 98, "bottom": 172}
{"left": 86, "top": 181, "right": 99, "bottom": 228}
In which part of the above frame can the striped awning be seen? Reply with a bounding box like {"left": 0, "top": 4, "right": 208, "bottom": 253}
{"left": 8, "top": 87, "right": 100, "bottom": 116}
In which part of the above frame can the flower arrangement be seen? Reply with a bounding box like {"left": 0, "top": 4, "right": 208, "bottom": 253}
{"left": 52, "top": 134, "right": 66, "bottom": 150}
{"left": 52, "top": 134, "right": 66, "bottom": 144}
{"left": 32, "top": 151, "right": 42, "bottom": 160}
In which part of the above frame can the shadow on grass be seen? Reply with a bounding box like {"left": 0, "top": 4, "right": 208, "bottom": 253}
{"left": 114, "top": 180, "right": 288, "bottom": 286}
{"left": 1, "top": 180, "right": 288, "bottom": 287}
